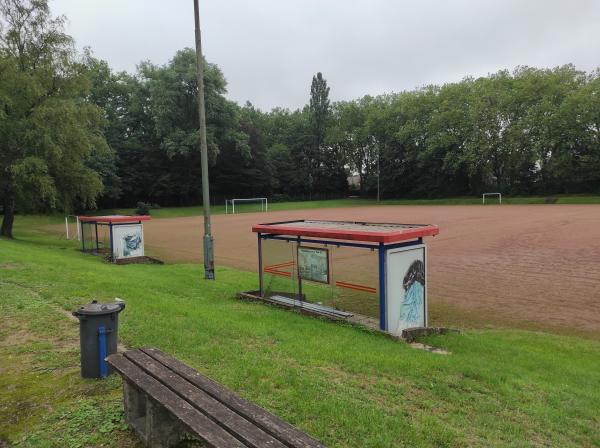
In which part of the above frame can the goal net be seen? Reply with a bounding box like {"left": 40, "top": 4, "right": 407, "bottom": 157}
{"left": 482, "top": 193, "right": 502, "bottom": 205}
{"left": 225, "top": 197, "right": 268, "bottom": 214}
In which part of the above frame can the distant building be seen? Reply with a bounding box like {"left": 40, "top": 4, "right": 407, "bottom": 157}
{"left": 347, "top": 174, "right": 361, "bottom": 189}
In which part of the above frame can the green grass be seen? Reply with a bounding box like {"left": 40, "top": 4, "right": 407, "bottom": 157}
{"left": 0, "top": 275, "right": 139, "bottom": 447}
{"left": 1, "top": 221, "right": 600, "bottom": 447}
{"left": 9, "top": 194, "right": 600, "bottom": 226}
{"left": 93, "top": 195, "right": 600, "bottom": 220}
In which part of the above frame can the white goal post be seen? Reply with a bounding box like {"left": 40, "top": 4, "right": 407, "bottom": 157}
{"left": 64, "top": 215, "right": 81, "bottom": 240}
{"left": 225, "top": 197, "right": 268, "bottom": 214}
{"left": 482, "top": 193, "right": 502, "bottom": 205}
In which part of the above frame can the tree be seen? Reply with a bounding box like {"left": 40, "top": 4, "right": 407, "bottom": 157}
{"left": 94, "top": 48, "right": 251, "bottom": 207}
{"left": 212, "top": 102, "right": 273, "bottom": 198}
{"left": 551, "top": 71, "right": 600, "bottom": 192}
{"left": 305, "top": 72, "right": 330, "bottom": 197}
{"left": 261, "top": 108, "right": 312, "bottom": 197}
{"left": 426, "top": 81, "right": 473, "bottom": 195}
{"left": 328, "top": 98, "right": 380, "bottom": 196}
{"left": 0, "top": 0, "right": 108, "bottom": 237}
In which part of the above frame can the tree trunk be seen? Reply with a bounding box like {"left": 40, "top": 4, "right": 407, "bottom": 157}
{"left": 1, "top": 194, "right": 16, "bottom": 238}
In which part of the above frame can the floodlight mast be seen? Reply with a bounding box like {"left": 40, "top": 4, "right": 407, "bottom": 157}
{"left": 193, "top": 0, "right": 215, "bottom": 280}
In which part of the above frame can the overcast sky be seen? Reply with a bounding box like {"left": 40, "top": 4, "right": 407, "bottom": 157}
{"left": 51, "top": 0, "right": 600, "bottom": 111}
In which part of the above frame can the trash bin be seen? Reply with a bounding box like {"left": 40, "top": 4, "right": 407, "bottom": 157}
{"left": 72, "top": 300, "right": 125, "bottom": 378}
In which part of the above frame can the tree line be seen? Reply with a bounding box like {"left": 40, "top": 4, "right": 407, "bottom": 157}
{"left": 2, "top": 0, "right": 600, "bottom": 237}
{"left": 96, "top": 58, "right": 600, "bottom": 207}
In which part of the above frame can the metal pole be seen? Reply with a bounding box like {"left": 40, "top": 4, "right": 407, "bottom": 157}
{"left": 377, "top": 145, "right": 380, "bottom": 203}
{"left": 65, "top": 216, "right": 69, "bottom": 239}
{"left": 194, "top": 0, "right": 215, "bottom": 280}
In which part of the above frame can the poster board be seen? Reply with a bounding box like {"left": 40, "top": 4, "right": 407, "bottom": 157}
{"left": 112, "top": 224, "right": 144, "bottom": 259}
{"left": 298, "top": 246, "right": 330, "bottom": 284}
{"left": 385, "top": 244, "right": 427, "bottom": 335}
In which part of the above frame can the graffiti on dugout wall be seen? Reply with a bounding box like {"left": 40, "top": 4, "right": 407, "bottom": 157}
{"left": 123, "top": 233, "right": 142, "bottom": 256}
{"left": 400, "top": 259, "right": 425, "bottom": 327}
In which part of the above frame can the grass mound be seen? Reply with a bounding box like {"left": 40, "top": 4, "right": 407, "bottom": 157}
{"left": 1, "top": 223, "right": 599, "bottom": 447}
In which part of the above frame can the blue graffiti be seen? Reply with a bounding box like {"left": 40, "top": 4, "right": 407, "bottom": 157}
{"left": 400, "top": 281, "right": 424, "bottom": 325}
{"left": 123, "top": 233, "right": 142, "bottom": 256}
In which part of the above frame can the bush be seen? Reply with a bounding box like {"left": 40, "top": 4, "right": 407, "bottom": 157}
{"left": 135, "top": 202, "right": 150, "bottom": 215}
{"left": 271, "top": 194, "right": 291, "bottom": 203}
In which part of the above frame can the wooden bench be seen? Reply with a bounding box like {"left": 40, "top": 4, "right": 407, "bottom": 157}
{"left": 106, "top": 348, "right": 326, "bottom": 448}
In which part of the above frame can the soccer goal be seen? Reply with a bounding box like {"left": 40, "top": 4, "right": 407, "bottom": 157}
{"left": 225, "top": 197, "right": 268, "bottom": 214}
{"left": 64, "top": 215, "right": 81, "bottom": 240}
{"left": 482, "top": 193, "right": 502, "bottom": 205}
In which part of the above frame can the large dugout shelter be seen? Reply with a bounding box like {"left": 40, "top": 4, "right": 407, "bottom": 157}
{"left": 252, "top": 220, "right": 440, "bottom": 335}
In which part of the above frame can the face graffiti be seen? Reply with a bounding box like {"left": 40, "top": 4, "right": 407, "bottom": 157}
{"left": 403, "top": 259, "right": 424, "bottom": 291}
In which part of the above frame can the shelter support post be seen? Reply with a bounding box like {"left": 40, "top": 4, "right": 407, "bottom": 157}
{"left": 297, "top": 236, "right": 303, "bottom": 300}
{"left": 258, "top": 233, "right": 263, "bottom": 296}
{"left": 95, "top": 223, "right": 99, "bottom": 253}
{"left": 378, "top": 243, "right": 386, "bottom": 331}
{"left": 109, "top": 224, "right": 114, "bottom": 262}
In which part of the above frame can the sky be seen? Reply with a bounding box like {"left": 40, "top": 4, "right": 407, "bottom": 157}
{"left": 51, "top": 0, "right": 600, "bottom": 111}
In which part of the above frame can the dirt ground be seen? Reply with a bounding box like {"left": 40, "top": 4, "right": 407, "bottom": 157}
{"left": 141, "top": 205, "right": 600, "bottom": 336}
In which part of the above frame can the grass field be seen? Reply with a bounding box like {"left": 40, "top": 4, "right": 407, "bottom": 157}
{"left": 1, "top": 219, "right": 600, "bottom": 447}
{"left": 91, "top": 194, "right": 600, "bottom": 219}
{"left": 12, "top": 195, "right": 600, "bottom": 230}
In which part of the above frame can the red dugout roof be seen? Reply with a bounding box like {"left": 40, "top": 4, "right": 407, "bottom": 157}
{"left": 77, "top": 215, "right": 151, "bottom": 224}
{"left": 252, "top": 220, "right": 439, "bottom": 243}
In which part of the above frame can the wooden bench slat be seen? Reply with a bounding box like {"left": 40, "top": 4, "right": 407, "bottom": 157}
{"left": 124, "top": 349, "right": 287, "bottom": 448}
{"left": 106, "top": 354, "right": 249, "bottom": 448}
{"left": 141, "top": 347, "right": 326, "bottom": 448}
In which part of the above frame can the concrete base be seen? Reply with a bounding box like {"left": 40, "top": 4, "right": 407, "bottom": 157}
{"left": 401, "top": 327, "right": 460, "bottom": 343}
{"left": 123, "top": 381, "right": 195, "bottom": 447}
{"left": 239, "top": 292, "right": 460, "bottom": 345}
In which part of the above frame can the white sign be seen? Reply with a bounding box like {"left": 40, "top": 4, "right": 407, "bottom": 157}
{"left": 386, "top": 245, "right": 426, "bottom": 335}
{"left": 112, "top": 224, "right": 144, "bottom": 259}
{"left": 298, "top": 247, "right": 329, "bottom": 284}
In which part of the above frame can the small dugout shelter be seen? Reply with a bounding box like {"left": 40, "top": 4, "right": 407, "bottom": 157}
{"left": 251, "top": 220, "right": 440, "bottom": 335}
{"left": 77, "top": 215, "right": 151, "bottom": 262}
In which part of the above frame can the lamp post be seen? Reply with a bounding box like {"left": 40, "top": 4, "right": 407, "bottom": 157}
{"left": 377, "top": 145, "right": 380, "bottom": 203}
{"left": 193, "top": 0, "right": 215, "bottom": 280}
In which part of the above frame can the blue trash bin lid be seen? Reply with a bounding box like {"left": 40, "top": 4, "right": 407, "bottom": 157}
{"left": 73, "top": 300, "right": 125, "bottom": 317}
